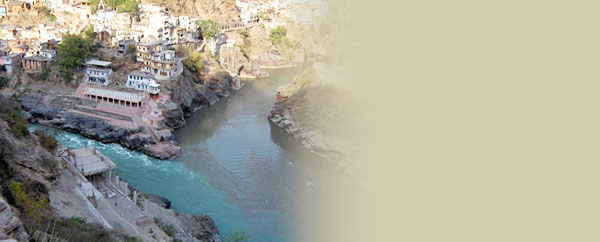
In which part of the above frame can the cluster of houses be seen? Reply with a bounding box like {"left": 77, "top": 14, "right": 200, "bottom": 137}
{"left": 89, "top": 0, "right": 202, "bottom": 48}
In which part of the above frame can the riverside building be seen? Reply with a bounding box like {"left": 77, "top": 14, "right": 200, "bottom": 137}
{"left": 83, "top": 87, "right": 144, "bottom": 108}
{"left": 84, "top": 59, "right": 112, "bottom": 86}
{"left": 135, "top": 41, "right": 181, "bottom": 80}
{"left": 126, "top": 71, "right": 160, "bottom": 95}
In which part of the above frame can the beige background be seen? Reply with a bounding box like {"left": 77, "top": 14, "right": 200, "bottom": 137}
{"left": 306, "top": 0, "right": 600, "bottom": 241}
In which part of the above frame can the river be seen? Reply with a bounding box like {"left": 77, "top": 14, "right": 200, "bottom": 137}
{"left": 30, "top": 66, "right": 354, "bottom": 242}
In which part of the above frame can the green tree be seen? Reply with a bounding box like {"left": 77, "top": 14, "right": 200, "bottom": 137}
{"left": 200, "top": 20, "right": 220, "bottom": 40}
{"left": 269, "top": 26, "right": 287, "bottom": 45}
{"left": 9, "top": 181, "right": 49, "bottom": 223}
{"left": 117, "top": 0, "right": 138, "bottom": 13}
{"left": 184, "top": 47, "right": 205, "bottom": 73}
{"left": 89, "top": 0, "right": 138, "bottom": 13}
{"left": 224, "top": 230, "right": 249, "bottom": 242}
{"left": 56, "top": 34, "right": 92, "bottom": 79}
{"left": 236, "top": 29, "right": 252, "bottom": 57}
{"left": 83, "top": 25, "right": 96, "bottom": 39}
{"left": 33, "top": 130, "right": 58, "bottom": 153}
{"left": 127, "top": 43, "right": 136, "bottom": 53}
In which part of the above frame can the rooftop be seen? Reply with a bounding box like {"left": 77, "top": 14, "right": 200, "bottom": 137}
{"left": 85, "top": 59, "right": 112, "bottom": 67}
{"left": 138, "top": 41, "right": 161, "bottom": 47}
{"left": 69, "top": 146, "right": 117, "bottom": 176}
{"left": 85, "top": 87, "right": 144, "bottom": 102}
{"left": 129, "top": 70, "right": 154, "bottom": 78}
{"left": 23, "top": 56, "right": 52, "bottom": 61}
{"left": 7, "top": 1, "right": 24, "bottom": 6}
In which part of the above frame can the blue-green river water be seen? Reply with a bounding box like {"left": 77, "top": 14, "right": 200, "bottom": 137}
{"left": 30, "top": 66, "right": 353, "bottom": 242}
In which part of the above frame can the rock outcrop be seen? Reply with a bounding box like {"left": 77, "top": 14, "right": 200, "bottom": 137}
{"left": 146, "top": 194, "right": 171, "bottom": 209}
{"left": 17, "top": 91, "right": 180, "bottom": 159}
{"left": 178, "top": 214, "right": 221, "bottom": 242}
{"left": 0, "top": 197, "right": 28, "bottom": 242}
{"left": 268, "top": 66, "right": 356, "bottom": 172}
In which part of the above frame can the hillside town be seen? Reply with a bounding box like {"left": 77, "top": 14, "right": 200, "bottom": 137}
{"left": 0, "top": 0, "right": 330, "bottom": 159}
{"left": 0, "top": 0, "right": 344, "bottom": 241}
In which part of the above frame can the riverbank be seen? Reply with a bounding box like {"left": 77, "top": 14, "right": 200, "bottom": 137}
{"left": 11, "top": 62, "right": 239, "bottom": 160}
{"left": 268, "top": 64, "right": 357, "bottom": 176}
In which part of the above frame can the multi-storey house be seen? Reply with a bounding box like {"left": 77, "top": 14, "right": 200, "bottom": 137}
{"left": 126, "top": 71, "right": 160, "bottom": 95}
{"left": 84, "top": 59, "right": 112, "bottom": 86}
{"left": 136, "top": 41, "right": 180, "bottom": 80}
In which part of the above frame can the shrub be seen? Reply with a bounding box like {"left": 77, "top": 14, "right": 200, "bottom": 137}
{"left": 224, "top": 230, "right": 249, "bottom": 242}
{"left": 128, "top": 43, "right": 136, "bottom": 53}
{"left": 0, "top": 76, "right": 9, "bottom": 89}
{"left": 269, "top": 26, "right": 287, "bottom": 45}
{"left": 83, "top": 25, "right": 96, "bottom": 39}
{"left": 184, "top": 47, "right": 205, "bottom": 73}
{"left": 237, "top": 29, "right": 252, "bottom": 57}
{"left": 89, "top": 0, "right": 138, "bottom": 13}
{"left": 39, "top": 68, "right": 50, "bottom": 80}
{"left": 9, "top": 181, "right": 49, "bottom": 223}
{"left": 123, "top": 235, "right": 142, "bottom": 242}
{"left": 34, "top": 130, "right": 58, "bottom": 153}
{"left": 26, "top": 216, "right": 125, "bottom": 241}
{"left": 0, "top": 100, "right": 29, "bottom": 138}
{"left": 154, "top": 217, "right": 177, "bottom": 237}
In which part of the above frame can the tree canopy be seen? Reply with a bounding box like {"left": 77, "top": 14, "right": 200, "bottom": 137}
{"left": 200, "top": 20, "right": 220, "bottom": 40}
{"left": 269, "top": 26, "right": 287, "bottom": 45}
{"left": 56, "top": 34, "right": 92, "bottom": 79}
{"left": 89, "top": 0, "right": 138, "bottom": 13}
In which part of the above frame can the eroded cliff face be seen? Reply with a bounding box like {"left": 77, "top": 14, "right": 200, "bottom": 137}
{"left": 0, "top": 98, "right": 60, "bottom": 242}
{"left": 0, "top": 196, "right": 28, "bottom": 241}
{"left": 167, "top": 65, "right": 237, "bottom": 123}
{"left": 268, "top": 66, "right": 357, "bottom": 173}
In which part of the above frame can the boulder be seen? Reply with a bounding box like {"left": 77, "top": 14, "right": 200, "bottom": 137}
{"left": 147, "top": 194, "right": 171, "bottom": 209}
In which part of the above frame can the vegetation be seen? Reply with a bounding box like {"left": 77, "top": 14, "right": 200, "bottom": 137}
{"left": 183, "top": 47, "right": 205, "bottom": 73}
{"left": 269, "top": 26, "right": 288, "bottom": 45}
{"left": 25, "top": 216, "right": 138, "bottom": 242}
{"left": 199, "top": 20, "right": 220, "bottom": 40}
{"left": 224, "top": 230, "right": 249, "bottom": 242}
{"left": 34, "top": 130, "right": 58, "bottom": 153}
{"left": 9, "top": 181, "right": 49, "bottom": 223}
{"left": 56, "top": 34, "right": 92, "bottom": 79}
{"left": 154, "top": 217, "right": 177, "bottom": 238}
{"left": 237, "top": 29, "right": 252, "bottom": 58}
{"left": 128, "top": 43, "right": 136, "bottom": 53}
{"left": 89, "top": 0, "right": 138, "bottom": 13}
{"left": 39, "top": 67, "right": 51, "bottom": 81}
{"left": 83, "top": 25, "right": 97, "bottom": 39}
{"left": 37, "top": 6, "right": 56, "bottom": 22}
{"left": 123, "top": 235, "right": 143, "bottom": 242}
{"left": 0, "top": 100, "right": 29, "bottom": 138}
{"left": 0, "top": 76, "right": 9, "bottom": 89}
{"left": 294, "top": 67, "right": 318, "bottom": 88}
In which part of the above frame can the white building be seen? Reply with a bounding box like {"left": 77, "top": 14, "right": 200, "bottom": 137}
{"left": 40, "top": 49, "right": 56, "bottom": 59}
{"left": 84, "top": 59, "right": 113, "bottom": 86}
{"left": 126, "top": 71, "right": 160, "bottom": 94}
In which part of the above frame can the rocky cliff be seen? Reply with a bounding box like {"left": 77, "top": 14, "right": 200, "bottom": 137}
{"left": 268, "top": 65, "right": 357, "bottom": 173}
{"left": 0, "top": 197, "right": 28, "bottom": 241}
{"left": 0, "top": 96, "right": 222, "bottom": 241}
{"left": 16, "top": 88, "right": 180, "bottom": 159}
